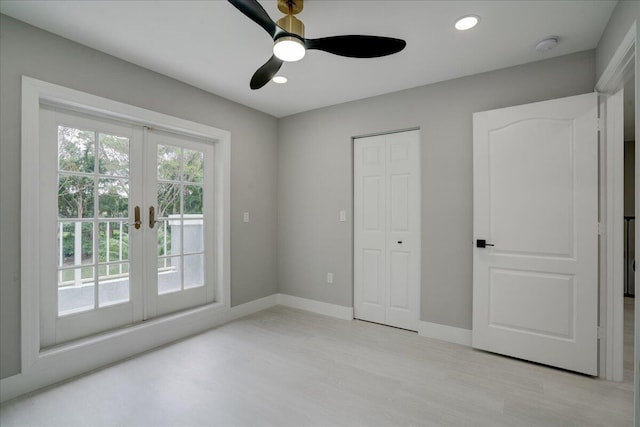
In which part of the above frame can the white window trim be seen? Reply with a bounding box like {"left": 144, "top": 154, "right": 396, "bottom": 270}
{"left": 14, "top": 76, "right": 231, "bottom": 397}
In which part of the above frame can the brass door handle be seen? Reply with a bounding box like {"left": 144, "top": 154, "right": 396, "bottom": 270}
{"left": 149, "top": 206, "right": 158, "bottom": 229}
{"left": 132, "top": 206, "right": 141, "bottom": 230}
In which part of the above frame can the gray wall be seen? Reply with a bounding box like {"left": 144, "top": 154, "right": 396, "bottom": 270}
{"left": 277, "top": 51, "right": 596, "bottom": 330}
{"left": 0, "top": 14, "right": 279, "bottom": 379}
{"left": 595, "top": 0, "right": 640, "bottom": 80}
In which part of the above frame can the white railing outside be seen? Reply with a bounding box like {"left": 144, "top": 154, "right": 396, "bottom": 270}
{"left": 59, "top": 216, "right": 203, "bottom": 287}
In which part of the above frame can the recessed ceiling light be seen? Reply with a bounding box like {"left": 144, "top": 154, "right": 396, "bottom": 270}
{"left": 455, "top": 15, "right": 479, "bottom": 31}
{"left": 272, "top": 76, "right": 288, "bottom": 84}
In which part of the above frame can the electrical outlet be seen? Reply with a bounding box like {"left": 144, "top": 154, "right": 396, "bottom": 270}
{"left": 327, "top": 273, "right": 334, "bottom": 284}
{"left": 339, "top": 210, "right": 346, "bottom": 222}
{"left": 243, "top": 212, "right": 249, "bottom": 223}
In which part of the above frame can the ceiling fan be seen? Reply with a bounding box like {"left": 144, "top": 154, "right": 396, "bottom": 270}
{"left": 228, "top": 0, "right": 407, "bottom": 89}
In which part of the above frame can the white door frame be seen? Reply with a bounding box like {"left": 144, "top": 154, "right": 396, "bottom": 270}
{"left": 595, "top": 17, "right": 638, "bottom": 414}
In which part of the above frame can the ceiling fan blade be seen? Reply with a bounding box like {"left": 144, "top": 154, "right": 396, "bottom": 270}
{"left": 228, "top": 0, "right": 277, "bottom": 38}
{"left": 305, "top": 35, "right": 406, "bottom": 58}
{"left": 250, "top": 55, "right": 283, "bottom": 90}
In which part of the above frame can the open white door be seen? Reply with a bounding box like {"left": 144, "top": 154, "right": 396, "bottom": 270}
{"left": 472, "top": 93, "right": 598, "bottom": 375}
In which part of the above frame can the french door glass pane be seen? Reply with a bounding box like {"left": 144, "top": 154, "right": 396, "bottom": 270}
{"left": 157, "top": 145, "right": 181, "bottom": 181}
{"left": 184, "top": 254, "right": 204, "bottom": 289}
{"left": 58, "top": 126, "right": 95, "bottom": 173}
{"left": 98, "top": 133, "right": 129, "bottom": 176}
{"left": 183, "top": 185, "right": 203, "bottom": 214}
{"left": 156, "top": 143, "right": 206, "bottom": 295}
{"left": 57, "top": 125, "right": 131, "bottom": 316}
{"left": 58, "top": 222, "right": 94, "bottom": 266}
{"left": 98, "top": 178, "right": 129, "bottom": 218}
{"left": 58, "top": 176, "right": 95, "bottom": 218}
{"left": 158, "top": 257, "right": 181, "bottom": 294}
{"left": 98, "top": 262, "right": 130, "bottom": 308}
{"left": 98, "top": 222, "right": 129, "bottom": 262}
{"left": 58, "top": 266, "right": 95, "bottom": 315}
{"left": 183, "top": 149, "right": 203, "bottom": 182}
{"left": 183, "top": 216, "right": 204, "bottom": 254}
{"left": 158, "top": 183, "right": 181, "bottom": 218}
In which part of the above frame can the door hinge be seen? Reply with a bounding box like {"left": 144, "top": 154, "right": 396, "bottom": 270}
{"left": 597, "top": 117, "right": 604, "bottom": 132}
{"left": 597, "top": 222, "right": 603, "bottom": 235}
{"left": 597, "top": 326, "right": 605, "bottom": 339}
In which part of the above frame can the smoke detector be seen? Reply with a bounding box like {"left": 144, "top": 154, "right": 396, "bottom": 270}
{"left": 535, "top": 37, "right": 558, "bottom": 52}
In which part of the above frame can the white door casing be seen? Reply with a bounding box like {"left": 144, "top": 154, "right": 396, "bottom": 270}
{"left": 354, "top": 130, "right": 421, "bottom": 331}
{"left": 472, "top": 92, "right": 598, "bottom": 375}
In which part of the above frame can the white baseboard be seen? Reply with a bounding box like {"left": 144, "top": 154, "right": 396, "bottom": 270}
{"left": 277, "top": 294, "right": 354, "bottom": 320}
{"left": 418, "top": 321, "right": 472, "bottom": 346}
{"left": 228, "top": 294, "right": 279, "bottom": 321}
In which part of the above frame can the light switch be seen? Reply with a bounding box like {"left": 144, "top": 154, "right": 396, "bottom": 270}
{"left": 243, "top": 212, "right": 250, "bottom": 223}
{"left": 339, "top": 210, "right": 346, "bottom": 222}
{"left": 327, "top": 273, "right": 334, "bottom": 284}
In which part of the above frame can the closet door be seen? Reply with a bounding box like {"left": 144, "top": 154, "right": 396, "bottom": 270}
{"left": 354, "top": 135, "right": 387, "bottom": 324}
{"left": 354, "top": 130, "right": 420, "bottom": 331}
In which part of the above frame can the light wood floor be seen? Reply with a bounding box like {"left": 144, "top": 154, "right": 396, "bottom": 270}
{"left": 0, "top": 305, "right": 634, "bottom": 426}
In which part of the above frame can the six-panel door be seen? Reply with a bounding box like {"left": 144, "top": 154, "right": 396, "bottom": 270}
{"left": 354, "top": 130, "right": 420, "bottom": 331}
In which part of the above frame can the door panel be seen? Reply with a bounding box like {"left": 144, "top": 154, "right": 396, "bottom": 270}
{"left": 386, "top": 132, "right": 420, "bottom": 330}
{"left": 390, "top": 174, "right": 409, "bottom": 231}
{"left": 355, "top": 136, "right": 387, "bottom": 324}
{"left": 389, "top": 251, "right": 410, "bottom": 308}
{"left": 489, "top": 269, "right": 574, "bottom": 338}
{"left": 354, "top": 130, "right": 420, "bottom": 331}
{"left": 363, "top": 176, "right": 383, "bottom": 230}
{"left": 362, "top": 249, "right": 383, "bottom": 304}
{"left": 473, "top": 93, "right": 598, "bottom": 375}
{"left": 489, "top": 119, "right": 574, "bottom": 257}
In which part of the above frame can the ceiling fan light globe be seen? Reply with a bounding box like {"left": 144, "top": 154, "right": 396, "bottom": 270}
{"left": 273, "top": 37, "right": 306, "bottom": 62}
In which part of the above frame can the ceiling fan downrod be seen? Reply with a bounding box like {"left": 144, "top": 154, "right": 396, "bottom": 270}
{"left": 276, "top": 0, "right": 304, "bottom": 39}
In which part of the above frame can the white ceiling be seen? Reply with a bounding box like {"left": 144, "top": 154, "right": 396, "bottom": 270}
{"left": 0, "top": 0, "right": 617, "bottom": 118}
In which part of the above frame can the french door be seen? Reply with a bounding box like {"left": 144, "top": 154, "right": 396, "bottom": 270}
{"left": 144, "top": 129, "right": 214, "bottom": 319}
{"left": 39, "top": 107, "right": 215, "bottom": 347}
